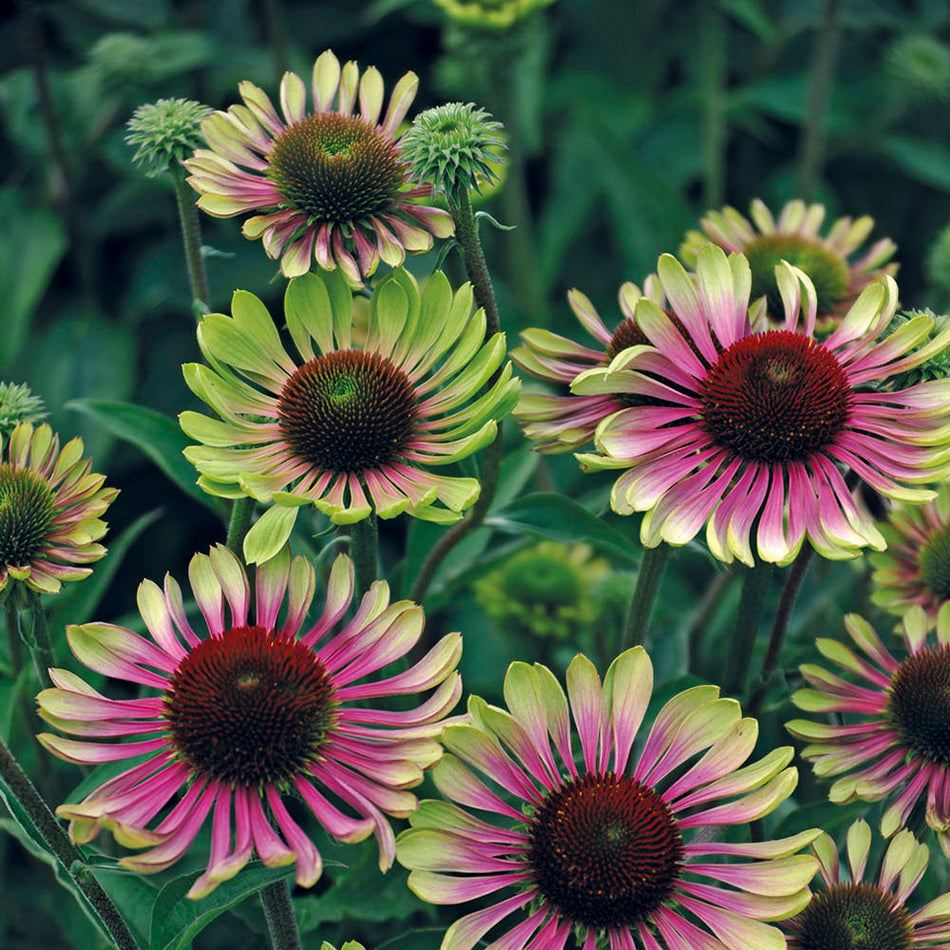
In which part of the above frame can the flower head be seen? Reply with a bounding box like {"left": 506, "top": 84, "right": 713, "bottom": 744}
{"left": 511, "top": 278, "right": 666, "bottom": 452}
{"left": 681, "top": 199, "right": 897, "bottom": 327}
{"left": 180, "top": 267, "right": 519, "bottom": 563}
{"left": 575, "top": 246, "right": 950, "bottom": 566}
{"left": 788, "top": 606, "right": 950, "bottom": 857}
{"left": 397, "top": 647, "right": 818, "bottom": 950}
{"left": 184, "top": 50, "right": 454, "bottom": 284}
{"left": 38, "top": 546, "right": 462, "bottom": 898}
{"left": 126, "top": 98, "right": 213, "bottom": 178}
{"left": 887, "top": 34, "right": 950, "bottom": 102}
{"left": 782, "top": 820, "right": 950, "bottom": 950}
{"left": 0, "top": 383, "right": 46, "bottom": 436}
{"left": 473, "top": 541, "right": 608, "bottom": 643}
{"left": 871, "top": 482, "right": 950, "bottom": 628}
{"left": 400, "top": 102, "right": 506, "bottom": 197}
{"left": 0, "top": 422, "right": 116, "bottom": 595}
{"left": 433, "top": 0, "right": 556, "bottom": 30}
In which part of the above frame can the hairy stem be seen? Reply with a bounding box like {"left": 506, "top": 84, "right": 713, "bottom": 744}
{"left": 169, "top": 163, "right": 210, "bottom": 316}
{"left": 348, "top": 513, "right": 379, "bottom": 599}
{"left": 622, "top": 544, "right": 671, "bottom": 650}
{"left": 0, "top": 734, "right": 139, "bottom": 949}
{"left": 723, "top": 563, "right": 771, "bottom": 696}
{"left": 260, "top": 878, "right": 302, "bottom": 950}
{"left": 26, "top": 589, "right": 54, "bottom": 690}
{"left": 225, "top": 497, "right": 255, "bottom": 557}
{"left": 447, "top": 187, "right": 500, "bottom": 336}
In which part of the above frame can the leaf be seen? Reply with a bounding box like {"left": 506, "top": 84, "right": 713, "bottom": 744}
{"left": 92, "top": 868, "right": 157, "bottom": 948}
{"left": 148, "top": 862, "right": 293, "bottom": 950}
{"left": 880, "top": 135, "right": 950, "bottom": 193}
{"left": 376, "top": 929, "right": 444, "bottom": 950}
{"left": 0, "top": 188, "right": 69, "bottom": 368}
{"left": 67, "top": 400, "right": 225, "bottom": 516}
{"left": 485, "top": 492, "right": 639, "bottom": 565}
{"left": 46, "top": 508, "right": 163, "bottom": 637}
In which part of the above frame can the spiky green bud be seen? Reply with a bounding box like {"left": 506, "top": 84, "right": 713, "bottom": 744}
{"left": 0, "top": 383, "right": 46, "bottom": 437}
{"left": 433, "top": 0, "right": 555, "bottom": 30}
{"left": 887, "top": 34, "right": 950, "bottom": 102}
{"left": 886, "top": 309, "right": 950, "bottom": 389}
{"left": 400, "top": 102, "right": 506, "bottom": 197}
{"left": 126, "top": 98, "right": 212, "bottom": 178}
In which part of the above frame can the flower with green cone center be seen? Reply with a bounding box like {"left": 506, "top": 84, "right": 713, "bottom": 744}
{"left": 701, "top": 330, "right": 852, "bottom": 462}
{"left": 164, "top": 624, "right": 337, "bottom": 786}
{"left": 527, "top": 772, "right": 683, "bottom": 930}
{"left": 745, "top": 234, "right": 850, "bottom": 314}
{"left": 502, "top": 554, "right": 582, "bottom": 609}
{"left": 277, "top": 349, "right": 418, "bottom": 473}
{"left": 888, "top": 644, "right": 950, "bottom": 765}
{"left": 919, "top": 525, "right": 950, "bottom": 597}
{"left": 791, "top": 882, "right": 912, "bottom": 950}
{"left": 0, "top": 464, "right": 56, "bottom": 566}
{"left": 267, "top": 112, "right": 405, "bottom": 223}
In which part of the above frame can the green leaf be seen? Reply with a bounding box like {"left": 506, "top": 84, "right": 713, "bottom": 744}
{"left": 46, "top": 508, "right": 163, "bottom": 638}
{"left": 0, "top": 188, "right": 69, "bottom": 368}
{"left": 148, "top": 862, "right": 293, "bottom": 950}
{"left": 485, "top": 492, "right": 639, "bottom": 565}
{"left": 880, "top": 135, "right": 950, "bottom": 193}
{"left": 376, "top": 930, "right": 444, "bottom": 950}
{"left": 67, "top": 400, "right": 225, "bottom": 516}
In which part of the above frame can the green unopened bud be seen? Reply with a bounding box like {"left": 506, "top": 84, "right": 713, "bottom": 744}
{"left": 433, "top": 0, "right": 555, "bottom": 30}
{"left": 0, "top": 383, "right": 46, "bottom": 437}
{"left": 887, "top": 34, "right": 950, "bottom": 102}
{"left": 126, "top": 98, "right": 212, "bottom": 178}
{"left": 400, "top": 102, "right": 506, "bottom": 198}
{"left": 886, "top": 309, "right": 950, "bottom": 389}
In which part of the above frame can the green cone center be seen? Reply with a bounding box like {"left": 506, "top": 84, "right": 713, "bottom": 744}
{"left": 700, "top": 329, "right": 852, "bottom": 462}
{"left": 888, "top": 644, "right": 950, "bottom": 765}
{"left": 919, "top": 525, "right": 950, "bottom": 597}
{"left": 745, "top": 234, "right": 851, "bottom": 315}
{"left": 267, "top": 112, "right": 405, "bottom": 222}
{"left": 789, "top": 883, "right": 912, "bottom": 950}
{"left": 278, "top": 349, "right": 418, "bottom": 473}
{"left": 502, "top": 554, "right": 582, "bottom": 608}
{"left": 165, "top": 625, "right": 336, "bottom": 787}
{"left": 0, "top": 463, "right": 56, "bottom": 566}
{"left": 528, "top": 771, "right": 683, "bottom": 930}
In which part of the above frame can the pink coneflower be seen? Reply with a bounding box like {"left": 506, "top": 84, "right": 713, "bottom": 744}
{"left": 575, "top": 245, "right": 950, "bottom": 566}
{"left": 180, "top": 267, "right": 519, "bottom": 562}
{"left": 787, "top": 606, "right": 950, "bottom": 857}
{"left": 0, "top": 421, "right": 117, "bottom": 595}
{"left": 782, "top": 820, "right": 950, "bottom": 949}
{"left": 681, "top": 198, "right": 897, "bottom": 326}
{"left": 37, "top": 545, "right": 461, "bottom": 898}
{"left": 511, "top": 279, "right": 666, "bottom": 452}
{"left": 871, "top": 481, "right": 950, "bottom": 629}
{"left": 397, "top": 646, "right": 819, "bottom": 949}
{"left": 184, "top": 49, "right": 453, "bottom": 284}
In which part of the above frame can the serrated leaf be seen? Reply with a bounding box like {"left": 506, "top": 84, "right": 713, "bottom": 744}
{"left": 67, "top": 400, "right": 225, "bottom": 516}
{"left": 148, "top": 862, "right": 293, "bottom": 950}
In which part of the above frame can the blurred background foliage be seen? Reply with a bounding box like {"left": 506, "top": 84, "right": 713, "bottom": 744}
{"left": 5, "top": 0, "right": 950, "bottom": 945}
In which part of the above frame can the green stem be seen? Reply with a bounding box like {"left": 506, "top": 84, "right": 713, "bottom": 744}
{"left": 622, "top": 544, "right": 671, "bottom": 650}
{"left": 409, "top": 428, "right": 503, "bottom": 604}
{"left": 348, "top": 513, "right": 379, "bottom": 600}
{"left": 26, "top": 589, "right": 53, "bottom": 690}
{"left": 446, "top": 187, "right": 501, "bottom": 336}
{"left": 699, "top": 3, "right": 726, "bottom": 208}
{"left": 225, "top": 497, "right": 255, "bottom": 556}
{"left": 798, "top": 0, "right": 842, "bottom": 200}
{"left": 0, "top": 733, "right": 139, "bottom": 949}
{"left": 747, "top": 544, "right": 815, "bottom": 719}
{"left": 4, "top": 597, "right": 22, "bottom": 674}
{"left": 723, "top": 564, "right": 771, "bottom": 696}
{"left": 686, "top": 567, "right": 735, "bottom": 675}
{"left": 260, "top": 878, "right": 301, "bottom": 950}
{"left": 169, "top": 163, "right": 210, "bottom": 317}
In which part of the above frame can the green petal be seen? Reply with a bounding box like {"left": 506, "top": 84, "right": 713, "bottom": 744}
{"left": 243, "top": 505, "right": 299, "bottom": 565}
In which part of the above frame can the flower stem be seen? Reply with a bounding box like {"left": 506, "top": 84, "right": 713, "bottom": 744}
{"left": 686, "top": 566, "right": 736, "bottom": 675}
{"left": 169, "top": 162, "right": 210, "bottom": 317}
{"left": 798, "top": 0, "right": 842, "bottom": 199}
{"left": 26, "top": 589, "right": 54, "bottom": 690}
{"left": 409, "top": 429, "right": 503, "bottom": 604}
{"left": 747, "top": 544, "right": 815, "bottom": 719}
{"left": 698, "top": 2, "right": 726, "bottom": 208}
{"left": 622, "top": 544, "right": 671, "bottom": 650}
{"left": 0, "top": 733, "right": 139, "bottom": 949}
{"left": 348, "top": 513, "right": 379, "bottom": 599}
{"left": 446, "top": 187, "right": 500, "bottom": 336}
{"left": 723, "top": 563, "right": 771, "bottom": 696}
{"left": 260, "top": 878, "right": 301, "bottom": 950}
{"left": 225, "top": 497, "right": 255, "bottom": 556}
{"left": 4, "top": 596, "right": 22, "bottom": 674}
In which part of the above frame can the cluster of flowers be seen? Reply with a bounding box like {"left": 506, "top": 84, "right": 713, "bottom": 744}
{"left": 9, "top": 43, "right": 950, "bottom": 950}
